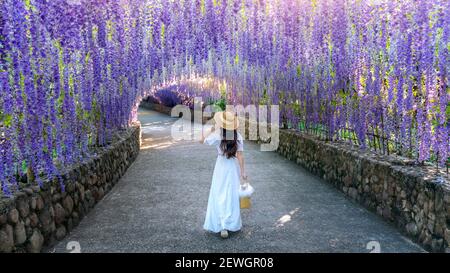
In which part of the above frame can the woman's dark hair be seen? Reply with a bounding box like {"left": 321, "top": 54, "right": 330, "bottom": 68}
{"left": 220, "top": 128, "right": 238, "bottom": 159}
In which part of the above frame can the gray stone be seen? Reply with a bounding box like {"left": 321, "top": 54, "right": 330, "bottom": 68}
{"left": 63, "top": 196, "right": 74, "bottom": 214}
{"left": 25, "top": 226, "right": 33, "bottom": 238}
{"left": 30, "top": 197, "right": 37, "bottom": 210}
{"left": 348, "top": 187, "right": 358, "bottom": 199}
{"left": 66, "top": 182, "right": 75, "bottom": 193}
{"left": 39, "top": 208, "right": 52, "bottom": 232}
{"left": 67, "top": 218, "right": 73, "bottom": 232}
{"left": 0, "top": 225, "right": 14, "bottom": 252}
{"left": 417, "top": 192, "right": 425, "bottom": 206}
{"left": 343, "top": 176, "right": 352, "bottom": 186}
{"left": 85, "top": 190, "right": 95, "bottom": 208}
{"left": 72, "top": 212, "right": 80, "bottom": 227}
{"left": 72, "top": 192, "right": 79, "bottom": 206}
{"left": 29, "top": 213, "right": 39, "bottom": 228}
{"left": 400, "top": 190, "right": 407, "bottom": 198}
{"left": 342, "top": 186, "right": 348, "bottom": 194}
{"left": 363, "top": 185, "right": 370, "bottom": 193}
{"left": 406, "top": 222, "right": 419, "bottom": 236}
{"left": 14, "top": 221, "right": 27, "bottom": 245}
{"left": 52, "top": 193, "right": 62, "bottom": 203}
{"left": 434, "top": 220, "right": 445, "bottom": 237}
{"left": 427, "top": 199, "right": 434, "bottom": 212}
{"left": 55, "top": 226, "right": 66, "bottom": 241}
{"left": 54, "top": 203, "right": 66, "bottom": 225}
{"left": 27, "top": 230, "right": 44, "bottom": 253}
{"left": 88, "top": 176, "right": 96, "bottom": 186}
{"left": 98, "top": 187, "right": 105, "bottom": 200}
{"left": 445, "top": 193, "right": 450, "bottom": 204}
{"left": 376, "top": 206, "right": 383, "bottom": 216}
{"left": 423, "top": 201, "right": 429, "bottom": 214}
{"left": 77, "top": 183, "right": 85, "bottom": 201}
{"left": 92, "top": 187, "right": 99, "bottom": 201}
{"left": 421, "top": 231, "right": 432, "bottom": 247}
{"left": 48, "top": 205, "right": 54, "bottom": 219}
{"left": 31, "top": 186, "right": 40, "bottom": 193}
{"left": 371, "top": 175, "right": 379, "bottom": 183}
{"left": 8, "top": 209, "right": 19, "bottom": 224}
{"left": 35, "top": 196, "right": 44, "bottom": 211}
{"left": 16, "top": 198, "right": 30, "bottom": 218}
{"left": 431, "top": 239, "right": 443, "bottom": 252}
{"left": 0, "top": 213, "right": 7, "bottom": 225}
{"left": 382, "top": 207, "right": 392, "bottom": 220}
{"left": 49, "top": 222, "right": 56, "bottom": 234}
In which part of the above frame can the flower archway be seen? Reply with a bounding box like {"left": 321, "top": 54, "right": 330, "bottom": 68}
{"left": 0, "top": 0, "right": 448, "bottom": 195}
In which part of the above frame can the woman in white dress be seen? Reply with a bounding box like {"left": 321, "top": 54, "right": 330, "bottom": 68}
{"left": 200, "top": 111, "right": 247, "bottom": 239}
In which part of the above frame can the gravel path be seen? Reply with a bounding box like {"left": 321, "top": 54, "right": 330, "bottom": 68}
{"left": 51, "top": 108, "right": 424, "bottom": 253}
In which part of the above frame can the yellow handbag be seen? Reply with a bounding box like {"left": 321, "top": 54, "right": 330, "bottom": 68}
{"left": 240, "top": 196, "right": 251, "bottom": 209}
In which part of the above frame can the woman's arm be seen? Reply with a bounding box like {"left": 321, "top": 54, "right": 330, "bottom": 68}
{"left": 199, "top": 125, "right": 215, "bottom": 144}
{"left": 236, "top": 151, "right": 247, "bottom": 184}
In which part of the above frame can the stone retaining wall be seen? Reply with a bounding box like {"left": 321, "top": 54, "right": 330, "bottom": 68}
{"left": 139, "top": 101, "right": 213, "bottom": 124}
{"left": 278, "top": 129, "right": 449, "bottom": 253}
{"left": 0, "top": 125, "right": 141, "bottom": 253}
{"left": 140, "top": 101, "right": 173, "bottom": 116}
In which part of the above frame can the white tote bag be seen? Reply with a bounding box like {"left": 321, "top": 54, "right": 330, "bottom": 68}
{"left": 238, "top": 183, "right": 254, "bottom": 197}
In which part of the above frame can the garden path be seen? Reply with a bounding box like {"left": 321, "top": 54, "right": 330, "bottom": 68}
{"left": 51, "top": 108, "right": 424, "bottom": 253}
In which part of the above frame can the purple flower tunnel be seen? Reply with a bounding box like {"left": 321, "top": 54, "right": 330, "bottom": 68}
{"left": 0, "top": 0, "right": 449, "bottom": 195}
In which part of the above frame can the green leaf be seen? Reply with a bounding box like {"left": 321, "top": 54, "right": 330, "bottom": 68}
{"left": 21, "top": 160, "right": 28, "bottom": 174}
{"left": 160, "top": 23, "right": 165, "bottom": 43}
{"left": 213, "top": 98, "right": 227, "bottom": 111}
{"left": 3, "top": 114, "right": 12, "bottom": 127}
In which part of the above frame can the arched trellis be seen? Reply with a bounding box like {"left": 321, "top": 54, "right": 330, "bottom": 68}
{"left": 0, "top": 0, "right": 449, "bottom": 195}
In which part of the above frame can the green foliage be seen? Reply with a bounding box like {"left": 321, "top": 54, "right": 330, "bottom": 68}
{"left": 260, "top": 87, "right": 269, "bottom": 105}
{"left": 213, "top": 97, "right": 227, "bottom": 111}
{"left": 21, "top": 160, "right": 28, "bottom": 174}
{"left": 160, "top": 23, "right": 165, "bottom": 45}
{"left": 296, "top": 65, "right": 302, "bottom": 78}
{"left": 2, "top": 114, "right": 13, "bottom": 127}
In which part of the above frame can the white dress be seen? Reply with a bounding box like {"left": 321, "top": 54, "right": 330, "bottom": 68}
{"left": 203, "top": 131, "right": 244, "bottom": 233}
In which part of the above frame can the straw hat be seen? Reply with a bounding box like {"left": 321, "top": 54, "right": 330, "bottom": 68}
{"left": 214, "top": 111, "right": 239, "bottom": 130}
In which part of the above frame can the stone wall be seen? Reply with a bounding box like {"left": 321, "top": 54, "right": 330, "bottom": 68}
{"left": 0, "top": 125, "right": 141, "bottom": 253}
{"left": 139, "top": 101, "right": 213, "bottom": 124}
{"left": 277, "top": 129, "right": 450, "bottom": 253}
{"left": 140, "top": 101, "right": 173, "bottom": 116}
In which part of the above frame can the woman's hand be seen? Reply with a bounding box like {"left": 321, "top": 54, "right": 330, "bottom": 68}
{"left": 240, "top": 172, "right": 248, "bottom": 184}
